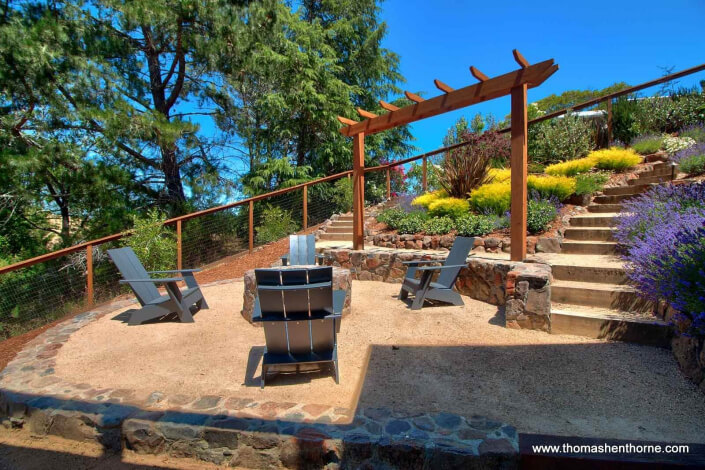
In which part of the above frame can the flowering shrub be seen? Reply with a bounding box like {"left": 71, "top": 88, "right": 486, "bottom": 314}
{"left": 663, "top": 136, "right": 696, "bottom": 155}
{"left": 454, "top": 214, "right": 498, "bottom": 237}
{"left": 527, "top": 199, "right": 558, "bottom": 234}
{"left": 630, "top": 134, "right": 664, "bottom": 155}
{"left": 468, "top": 182, "right": 511, "bottom": 216}
{"left": 673, "top": 143, "right": 705, "bottom": 176}
{"left": 527, "top": 175, "right": 576, "bottom": 201}
{"left": 530, "top": 112, "right": 596, "bottom": 164}
{"left": 615, "top": 182, "right": 705, "bottom": 336}
{"left": 427, "top": 197, "right": 470, "bottom": 219}
{"left": 590, "top": 147, "right": 642, "bottom": 172}
{"left": 487, "top": 168, "right": 511, "bottom": 183}
{"left": 411, "top": 190, "right": 447, "bottom": 209}
{"left": 679, "top": 123, "right": 705, "bottom": 143}
{"left": 545, "top": 157, "right": 595, "bottom": 176}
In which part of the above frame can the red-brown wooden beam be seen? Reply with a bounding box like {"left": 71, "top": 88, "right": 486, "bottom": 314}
{"left": 352, "top": 133, "right": 365, "bottom": 250}
{"left": 510, "top": 83, "right": 528, "bottom": 262}
{"left": 340, "top": 59, "right": 556, "bottom": 137}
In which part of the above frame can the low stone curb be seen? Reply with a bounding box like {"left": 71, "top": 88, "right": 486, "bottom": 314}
{"left": 0, "top": 278, "right": 519, "bottom": 468}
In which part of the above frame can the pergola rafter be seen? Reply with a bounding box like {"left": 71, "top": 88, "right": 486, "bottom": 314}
{"left": 339, "top": 50, "right": 559, "bottom": 261}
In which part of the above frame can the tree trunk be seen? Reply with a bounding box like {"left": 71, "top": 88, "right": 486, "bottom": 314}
{"left": 161, "top": 146, "right": 186, "bottom": 213}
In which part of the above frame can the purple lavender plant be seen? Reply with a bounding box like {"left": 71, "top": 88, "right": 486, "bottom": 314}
{"left": 671, "top": 142, "right": 705, "bottom": 164}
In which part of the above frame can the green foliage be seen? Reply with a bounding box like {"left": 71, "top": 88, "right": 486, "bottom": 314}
{"left": 631, "top": 136, "right": 664, "bottom": 155}
{"left": 255, "top": 205, "right": 299, "bottom": 244}
{"left": 469, "top": 183, "right": 512, "bottom": 216}
{"left": 527, "top": 175, "right": 576, "bottom": 201}
{"left": 422, "top": 217, "right": 455, "bottom": 235}
{"left": 544, "top": 157, "right": 595, "bottom": 176}
{"left": 678, "top": 155, "right": 705, "bottom": 176}
{"left": 394, "top": 212, "right": 429, "bottom": 235}
{"left": 575, "top": 172, "right": 609, "bottom": 196}
{"left": 527, "top": 200, "right": 558, "bottom": 234}
{"left": 454, "top": 214, "right": 497, "bottom": 237}
{"left": 680, "top": 125, "right": 705, "bottom": 143}
{"left": 530, "top": 113, "right": 596, "bottom": 164}
{"left": 427, "top": 197, "right": 469, "bottom": 219}
{"left": 406, "top": 161, "right": 441, "bottom": 194}
{"left": 591, "top": 148, "right": 642, "bottom": 171}
{"left": 532, "top": 83, "right": 631, "bottom": 113}
{"left": 121, "top": 210, "right": 176, "bottom": 272}
{"left": 377, "top": 208, "right": 407, "bottom": 228}
{"left": 332, "top": 178, "right": 353, "bottom": 213}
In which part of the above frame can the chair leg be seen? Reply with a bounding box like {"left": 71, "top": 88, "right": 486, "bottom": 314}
{"left": 410, "top": 272, "right": 433, "bottom": 310}
{"left": 261, "top": 365, "right": 266, "bottom": 389}
{"left": 197, "top": 296, "right": 209, "bottom": 310}
{"left": 399, "top": 285, "right": 409, "bottom": 300}
{"left": 333, "top": 349, "right": 339, "bottom": 384}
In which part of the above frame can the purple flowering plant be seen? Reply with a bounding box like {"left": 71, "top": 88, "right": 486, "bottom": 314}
{"left": 615, "top": 182, "right": 705, "bottom": 336}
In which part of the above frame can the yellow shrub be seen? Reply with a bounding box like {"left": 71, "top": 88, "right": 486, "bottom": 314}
{"left": 527, "top": 175, "right": 576, "bottom": 201}
{"left": 487, "top": 168, "right": 511, "bottom": 183}
{"left": 589, "top": 147, "right": 642, "bottom": 172}
{"left": 411, "top": 189, "right": 447, "bottom": 209}
{"left": 544, "top": 157, "right": 596, "bottom": 176}
{"left": 469, "top": 182, "right": 511, "bottom": 216}
{"left": 427, "top": 197, "right": 470, "bottom": 218}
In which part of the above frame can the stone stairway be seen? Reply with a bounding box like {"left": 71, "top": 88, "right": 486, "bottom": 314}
{"left": 318, "top": 213, "right": 353, "bottom": 241}
{"left": 548, "top": 161, "right": 675, "bottom": 346}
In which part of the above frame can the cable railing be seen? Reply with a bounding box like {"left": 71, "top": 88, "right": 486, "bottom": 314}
{"left": 1, "top": 62, "right": 704, "bottom": 336}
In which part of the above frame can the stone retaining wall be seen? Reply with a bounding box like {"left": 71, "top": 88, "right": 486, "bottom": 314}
{"left": 321, "top": 248, "right": 552, "bottom": 331}
{"left": 655, "top": 302, "right": 705, "bottom": 392}
{"left": 370, "top": 233, "right": 563, "bottom": 255}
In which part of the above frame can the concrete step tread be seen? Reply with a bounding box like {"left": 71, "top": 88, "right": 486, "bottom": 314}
{"left": 561, "top": 240, "right": 618, "bottom": 246}
{"left": 530, "top": 253, "right": 624, "bottom": 269}
{"left": 552, "top": 304, "right": 667, "bottom": 325}
{"left": 564, "top": 227, "right": 616, "bottom": 231}
{"left": 552, "top": 279, "right": 634, "bottom": 292}
{"left": 571, "top": 212, "right": 620, "bottom": 218}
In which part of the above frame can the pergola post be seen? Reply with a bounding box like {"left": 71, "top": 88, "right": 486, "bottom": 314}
{"left": 510, "top": 83, "right": 528, "bottom": 262}
{"left": 352, "top": 132, "right": 365, "bottom": 250}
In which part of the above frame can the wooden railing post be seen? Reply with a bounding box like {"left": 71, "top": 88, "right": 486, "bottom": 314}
{"left": 606, "top": 98, "right": 613, "bottom": 146}
{"left": 386, "top": 168, "right": 391, "bottom": 199}
{"left": 86, "top": 244, "right": 94, "bottom": 306}
{"left": 352, "top": 132, "right": 365, "bottom": 250}
{"left": 302, "top": 185, "right": 308, "bottom": 231}
{"left": 176, "top": 220, "right": 182, "bottom": 271}
{"left": 248, "top": 200, "right": 254, "bottom": 253}
{"left": 422, "top": 156, "right": 428, "bottom": 192}
{"left": 510, "top": 83, "right": 528, "bottom": 262}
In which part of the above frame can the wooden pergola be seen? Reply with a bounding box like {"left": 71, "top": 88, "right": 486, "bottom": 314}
{"left": 338, "top": 50, "right": 558, "bottom": 262}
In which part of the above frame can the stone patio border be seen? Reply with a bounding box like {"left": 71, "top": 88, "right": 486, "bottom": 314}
{"left": 0, "top": 278, "right": 519, "bottom": 468}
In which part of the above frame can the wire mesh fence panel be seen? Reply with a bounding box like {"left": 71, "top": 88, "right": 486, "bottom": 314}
{"left": 181, "top": 206, "right": 249, "bottom": 269}
{"left": 252, "top": 190, "right": 303, "bottom": 248}
{"left": 307, "top": 178, "right": 351, "bottom": 227}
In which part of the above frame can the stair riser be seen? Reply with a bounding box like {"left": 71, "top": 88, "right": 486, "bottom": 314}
{"left": 588, "top": 204, "right": 622, "bottom": 213}
{"left": 569, "top": 216, "right": 617, "bottom": 227}
{"left": 602, "top": 185, "right": 649, "bottom": 196}
{"left": 592, "top": 194, "right": 640, "bottom": 205}
{"left": 336, "top": 216, "right": 353, "bottom": 222}
{"left": 551, "top": 312, "right": 671, "bottom": 347}
{"left": 629, "top": 175, "right": 672, "bottom": 185}
{"left": 326, "top": 226, "right": 353, "bottom": 233}
{"left": 318, "top": 233, "right": 352, "bottom": 241}
{"left": 552, "top": 286, "right": 653, "bottom": 312}
{"left": 561, "top": 242, "right": 616, "bottom": 255}
{"left": 551, "top": 265, "right": 627, "bottom": 285}
{"left": 563, "top": 228, "right": 615, "bottom": 241}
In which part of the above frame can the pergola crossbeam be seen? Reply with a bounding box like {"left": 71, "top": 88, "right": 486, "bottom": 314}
{"left": 470, "top": 66, "right": 489, "bottom": 82}
{"left": 434, "top": 79, "right": 454, "bottom": 93}
{"left": 379, "top": 100, "right": 399, "bottom": 111}
{"left": 357, "top": 108, "right": 378, "bottom": 119}
{"left": 512, "top": 49, "right": 530, "bottom": 68}
{"left": 337, "top": 116, "right": 358, "bottom": 126}
{"left": 340, "top": 59, "right": 557, "bottom": 137}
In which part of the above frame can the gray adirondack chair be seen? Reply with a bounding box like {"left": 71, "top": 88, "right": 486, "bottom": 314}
{"left": 107, "top": 247, "right": 208, "bottom": 325}
{"left": 281, "top": 234, "right": 325, "bottom": 266}
{"left": 399, "top": 236, "right": 475, "bottom": 310}
{"left": 252, "top": 266, "right": 344, "bottom": 388}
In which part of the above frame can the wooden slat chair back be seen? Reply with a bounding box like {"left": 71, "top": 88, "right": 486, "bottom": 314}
{"left": 253, "top": 266, "right": 340, "bottom": 387}
{"left": 109, "top": 248, "right": 161, "bottom": 305}
{"left": 281, "top": 234, "right": 325, "bottom": 266}
{"left": 399, "top": 236, "right": 475, "bottom": 310}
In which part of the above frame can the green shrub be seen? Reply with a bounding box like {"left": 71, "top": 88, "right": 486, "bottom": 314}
{"left": 121, "top": 209, "right": 176, "bottom": 272}
{"left": 631, "top": 135, "right": 664, "bottom": 155}
{"left": 422, "top": 216, "right": 455, "bottom": 235}
{"left": 575, "top": 172, "right": 608, "bottom": 196}
{"left": 468, "top": 182, "right": 511, "bottom": 216}
{"left": 680, "top": 124, "right": 705, "bottom": 143}
{"left": 255, "top": 205, "right": 299, "bottom": 244}
{"left": 544, "top": 157, "right": 595, "bottom": 176}
{"left": 377, "top": 208, "right": 407, "bottom": 228}
{"left": 527, "top": 175, "right": 576, "bottom": 201}
{"left": 427, "top": 197, "right": 470, "bottom": 218}
{"left": 530, "top": 113, "right": 596, "bottom": 164}
{"left": 395, "top": 212, "right": 428, "bottom": 234}
{"left": 527, "top": 200, "right": 558, "bottom": 234}
{"left": 678, "top": 154, "right": 705, "bottom": 176}
{"left": 528, "top": 162, "right": 546, "bottom": 174}
{"left": 454, "top": 214, "right": 497, "bottom": 237}
{"left": 332, "top": 178, "right": 353, "bottom": 212}
{"left": 591, "top": 147, "right": 642, "bottom": 172}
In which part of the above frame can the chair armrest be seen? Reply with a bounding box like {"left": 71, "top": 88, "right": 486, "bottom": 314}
{"left": 401, "top": 259, "right": 445, "bottom": 265}
{"left": 414, "top": 264, "right": 467, "bottom": 272}
{"left": 119, "top": 277, "right": 182, "bottom": 283}
{"left": 332, "top": 290, "right": 346, "bottom": 315}
{"left": 147, "top": 269, "right": 201, "bottom": 274}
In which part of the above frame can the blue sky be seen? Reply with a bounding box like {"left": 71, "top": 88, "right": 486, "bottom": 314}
{"left": 380, "top": 0, "right": 705, "bottom": 153}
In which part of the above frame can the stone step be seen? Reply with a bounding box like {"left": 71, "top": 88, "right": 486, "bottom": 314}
{"left": 602, "top": 184, "right": 650, "bottom": 196}
{"left": 561, "top": 240, "right": 618, "bottom": 255}
{"left": 318, "top": 233, "right": 352, "bottom": 241}
{"left": 551, "top": 305, "right": 671, "bottom": 347}
{"left": 552, "top": 280, "right": 654, "bottom": 312}
{"left": 326, "top": 225, "right": 354, "bottom": 233}
{"left": 562, "top": 227, "right": 616, "bottom": 242}
{"left": 592, "top": 193, "right": 641, "bottom": 204}
{"left": 551, "top": 264, "right": 627, "bottom": 285}
{"left": 629, "top": 174, "right": 672, "bottom": 185}
{"left": 587, "top": 203, "right": 622, "bottom": 213}
{"left": 336, "top": 215, "right": 353, "bottom": 221}
{"left": 568, "top": 213, "right": 619, "bottom": 227}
